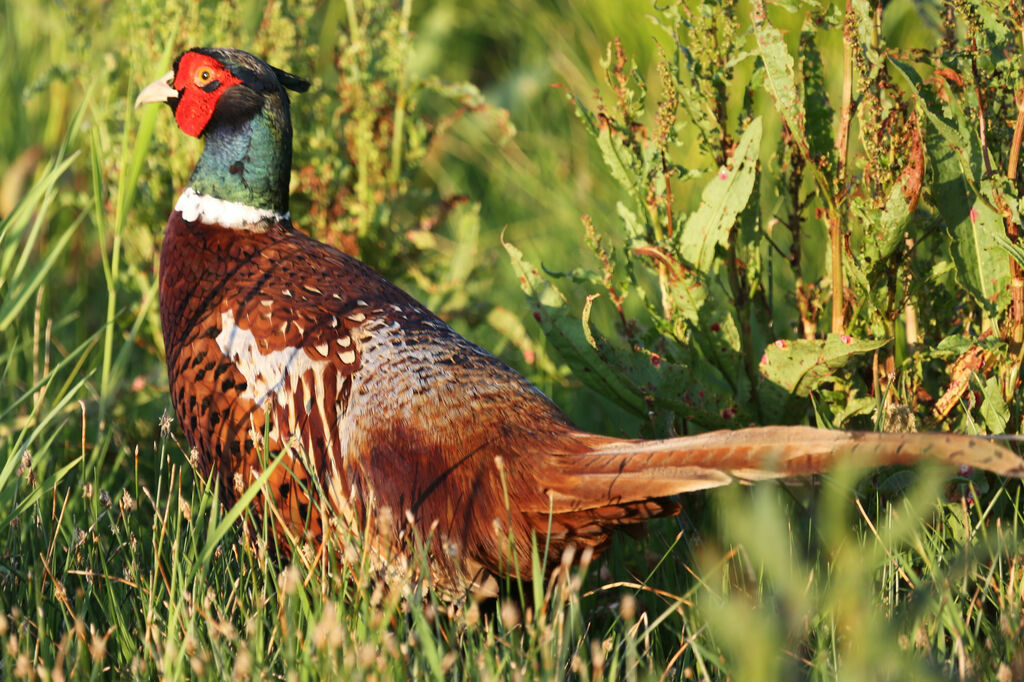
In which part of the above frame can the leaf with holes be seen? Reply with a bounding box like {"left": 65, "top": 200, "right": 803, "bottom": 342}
{"left": 759, "top": 334, "right": 888, "bottom": 397}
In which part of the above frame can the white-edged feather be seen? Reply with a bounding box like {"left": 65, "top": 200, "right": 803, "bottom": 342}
{"left": 215, "top": 309, "right": 327, "bottom": 409}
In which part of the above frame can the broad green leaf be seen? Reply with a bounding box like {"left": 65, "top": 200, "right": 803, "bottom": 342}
{"left": 935, "top": 335, "right": 976, "bottom": 357}
{"left": 504, "top": 236, "right": 645, "bottom": 414}
{"left": 831, "top": 395, "right": 876, "bottom": 427}
{"left": 677, "top": 117, "right": 762, "bottom": 272}
{"left": 862, "top": 119, "right": 923, "bottom": 265}
{"left": 759, "top": 334, "right": 888, "bottom": 397}
{"left": 596, "top": 122, "right": 644, "bottom": 198}
{"left": 934, "top": 334, "right": 1004, "bottom": 358}
{"left": 976, "top": 2, "right": 1011, "bottom": 42}
{"left": 659, "top": 261, "right": 707, "bottom": 330}
{"left": 850, "top": 0, "right": 883, "bottom": 75}
{"left": 506, "top": 237, "right": 741, "bottom": 427}
{"left": 996, "top": 233, "right": 1024, "bottom": 273}
{"left": 768, "top": 0, "right": 814, "bottom": 12}
{"left": 617, "top": 202, "right": 647, "bottom": 243}
{"left": 674, "top": 45, "right": 724, "bottom": 155}
{"left": 485, "top": 306, "right": 562, "bottom": 380}
{"left": 948, "top": 192, "right": 1011, "bottom": 314}
{"left": 873, "top": 469, "right": 918, "bottom": 496}
{"left": 752, "top": 3, "right": 807, "bottom": 156}
{"left": 588, "top": 333, "right": 741, "bottom": 427}
{"left": 891, "top": 58, "right": 1010, "bottom": 313}
{"left": 889, "top": 59, "right": 975, "bottom": 173}
{"left": 873, "top": 184, "right": 914, "bottom": 260}
{"left": 799, "top": 18, "right": 834, "bottom": 169}
{"left": 980, "top": 375, "right": 1009, "bottom": 434}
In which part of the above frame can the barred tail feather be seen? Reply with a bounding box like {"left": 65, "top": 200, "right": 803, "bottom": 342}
{"left": 543, "top": 426, "right": 1024, "bottom": 515}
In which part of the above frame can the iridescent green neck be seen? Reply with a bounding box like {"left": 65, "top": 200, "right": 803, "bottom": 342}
{"left": 190, "top": 93, "right": 293, "bottom": 215}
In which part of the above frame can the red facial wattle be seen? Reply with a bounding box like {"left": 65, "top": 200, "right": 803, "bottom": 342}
{"left": 172, "top": 52, "right": 243, "bottom": 138}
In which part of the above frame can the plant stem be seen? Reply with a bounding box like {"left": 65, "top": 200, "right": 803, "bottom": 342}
{"left": 832, "top": 0, "right": 856, "bottom": 335}
{"left": 1005, "top": 99, "right": 1024, "bottom": 351}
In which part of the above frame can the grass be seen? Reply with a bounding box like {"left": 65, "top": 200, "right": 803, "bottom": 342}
{"left": 2, "top": 0, "right": 1024, "bottom": 679}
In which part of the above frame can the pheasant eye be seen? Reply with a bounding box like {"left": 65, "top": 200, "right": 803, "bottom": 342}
{"left": 195, "top": 68, "right": 213, "bottom": 86}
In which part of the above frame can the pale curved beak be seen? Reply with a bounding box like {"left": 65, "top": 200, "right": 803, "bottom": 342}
{"left": 135, "top": 70, "right": 178, "bottom": 109}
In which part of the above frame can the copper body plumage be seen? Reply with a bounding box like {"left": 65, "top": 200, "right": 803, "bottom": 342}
{"left": 139, "top": 48, "right": 1024, "bottom": 597}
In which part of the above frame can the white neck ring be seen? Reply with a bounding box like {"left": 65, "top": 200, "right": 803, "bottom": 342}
{"left": 174, "top": 187, "right": 289, "bottom": 230}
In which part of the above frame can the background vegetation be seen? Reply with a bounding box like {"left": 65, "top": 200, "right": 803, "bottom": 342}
{"left": 2, "top": 0, "right": 1024, "bottom": 678}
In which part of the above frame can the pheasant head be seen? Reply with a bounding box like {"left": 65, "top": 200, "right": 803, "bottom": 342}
{"left": 136, "top": 48, "right": 310, "bottom": 218}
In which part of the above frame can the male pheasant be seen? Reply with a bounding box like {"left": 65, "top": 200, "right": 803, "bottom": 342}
{"left": 137, "top": 48, "right": 1024, "bottom": 597}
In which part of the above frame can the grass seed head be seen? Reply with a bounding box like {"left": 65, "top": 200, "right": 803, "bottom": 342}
{"left": 89, "top": 632, "right": 106, "bottom": 662}
{"left": 278, "top": 565, "right": 300, "bottom": 595}
{"left": 312, "top": 603, "right": 343, "bottom": 651}
{"left": 13, "top": 653, "right": 32, "bottom": 679}
{"left": 441, "top": 651, "right": 457, "bottom": 674}
{"left": 590, "top": 639, "right": 605, "bottom": 673}
{"left": 463, "top": 600, "right": 480, "bottom": 627}
{"left": 358, "top": 643, "right": 376, "bottom": 668}
{"left": 619, "top": 593, "right": 636, "bottom": 621}
{"left": 500, "top": 601, "right": 521, "bottom": 630}
{"left": 159, "top": 409, "right": 174, "bottom": 438}
{"left": 16, "top": 451, "right": 35, "bottom": 485}
{"left": 233, "top": 648, "right": 252, "bottom": 681}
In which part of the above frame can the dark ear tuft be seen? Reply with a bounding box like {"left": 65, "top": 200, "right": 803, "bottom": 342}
{"left": 273, "top": 67, "right": 311, "bottom": 93}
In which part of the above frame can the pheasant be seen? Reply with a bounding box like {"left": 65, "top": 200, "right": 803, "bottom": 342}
{"left": 136, "top": 48, "right": 1024, "bottom": 598}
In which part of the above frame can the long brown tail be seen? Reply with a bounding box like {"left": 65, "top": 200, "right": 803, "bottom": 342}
{"left": 545, "top": 426, "right": 1024, "bottom": 514}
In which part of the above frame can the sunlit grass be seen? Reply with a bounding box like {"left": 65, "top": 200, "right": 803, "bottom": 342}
{"left": 9, "top": 416, "right": 1021, "bottom": 678}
